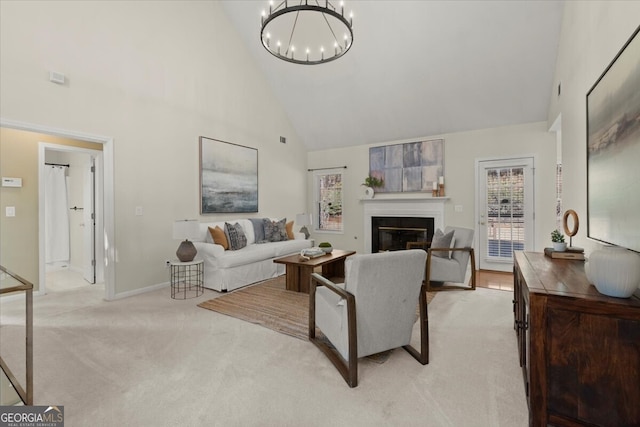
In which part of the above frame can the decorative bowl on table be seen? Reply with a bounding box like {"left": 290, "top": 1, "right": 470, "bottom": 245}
{"left": 319, "top": 242, "right": 333, "bottom": 254}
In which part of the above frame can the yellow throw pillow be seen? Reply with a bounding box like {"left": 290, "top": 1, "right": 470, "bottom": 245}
{"left": 286, "top": 221, "right": 294, "bottom": 240}
{"left": 209, "top": 226, "right": 229, "bottom": 250}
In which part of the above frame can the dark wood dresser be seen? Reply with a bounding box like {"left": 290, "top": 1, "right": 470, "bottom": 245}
{"left": 513, "top": 251, "right": 640, "bottom": 426}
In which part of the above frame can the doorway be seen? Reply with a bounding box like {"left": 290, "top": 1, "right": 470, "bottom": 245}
{"left": 476, "top": 157, "right": 535, "bottom": 272}
{"left": 1, "top": 119, "right": 115, "bottom": 300}
{"left": 41, "top": 145, "right": 104, "bottom": 293}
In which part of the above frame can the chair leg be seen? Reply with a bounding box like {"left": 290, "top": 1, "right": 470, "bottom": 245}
{"left": 310, "top": 336, "right": 358, "bottom": 387}
{"left": 309, "top": 288, "right": 359, "bottom": 387}
{"left": 403, "top": 283, "right": 429, "bottom": 364}
{"left": 469, "top": 248, "right": 477, "bottom": 290}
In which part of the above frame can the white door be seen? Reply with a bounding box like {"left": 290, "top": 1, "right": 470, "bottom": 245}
{"left": 82, "top": 159, "right": 96, "bottom": 284}
{"left": 477, "top": 157, "right": 534, "bottom": 272}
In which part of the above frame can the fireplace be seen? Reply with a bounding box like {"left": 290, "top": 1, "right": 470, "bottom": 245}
{"left": 372, "top": 216, "right": 434, "bottom": 253}
{"left": 362, "top": 197, "right": 446, "bottom": 254}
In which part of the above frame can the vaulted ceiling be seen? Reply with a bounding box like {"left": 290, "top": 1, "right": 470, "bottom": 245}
{"left": 221, "top": 1, "right": 564, "bottom": 151}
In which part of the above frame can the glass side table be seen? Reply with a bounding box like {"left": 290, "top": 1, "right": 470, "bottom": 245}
{"left": 170, "top": 259, "right": 204, "bottom": 299}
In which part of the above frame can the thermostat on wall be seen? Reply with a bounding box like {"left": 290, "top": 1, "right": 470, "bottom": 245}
{"left": 2, "top": 177, "right": 22, "bottom": 187}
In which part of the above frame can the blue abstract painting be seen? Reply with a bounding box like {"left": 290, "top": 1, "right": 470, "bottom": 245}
{"left": 200, "top": 137, "right": 258, "bottom": 213}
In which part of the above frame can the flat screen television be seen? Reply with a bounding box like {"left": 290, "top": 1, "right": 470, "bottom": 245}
{"left": 586, "top": 25, "right": 640, "bottom": 254}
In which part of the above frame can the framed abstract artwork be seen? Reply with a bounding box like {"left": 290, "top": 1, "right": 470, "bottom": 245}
{"left": 199, "top": 137, "right": 258, "bottom": 213}
{"left": 586, "top": 25, "right": 640, "bottom": 252}
{"left": 369, "top": 138, "right": 444, "bottom": 193}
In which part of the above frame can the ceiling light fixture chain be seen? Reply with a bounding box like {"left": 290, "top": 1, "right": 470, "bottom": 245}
{"left": 260, "top": 0, "right": 354, "bottom": 65}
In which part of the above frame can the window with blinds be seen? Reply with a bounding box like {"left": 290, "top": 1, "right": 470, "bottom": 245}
{"left": 485, "top": 167, "right": 525, "bottom": 259}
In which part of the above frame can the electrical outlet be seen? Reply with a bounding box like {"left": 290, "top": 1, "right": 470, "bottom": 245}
{"left": 165, "top": 260, "right": 171, "bottom": 267}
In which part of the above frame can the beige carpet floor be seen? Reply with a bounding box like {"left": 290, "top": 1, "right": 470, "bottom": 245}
{"left": 0, "top": 277, "right": 528, "bottom": 427}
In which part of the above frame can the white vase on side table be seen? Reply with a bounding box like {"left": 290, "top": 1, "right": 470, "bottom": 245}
{"left": 585, "top": 246, "right": 640, "bottom": 298}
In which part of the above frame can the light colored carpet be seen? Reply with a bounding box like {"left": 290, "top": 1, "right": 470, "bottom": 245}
{"left": 0, "top": 279, "right": 528, "bottom": 427}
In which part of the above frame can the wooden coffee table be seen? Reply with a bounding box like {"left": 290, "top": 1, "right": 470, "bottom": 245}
{"left": 273, "top": 249, "right": 356, "bottom": 293}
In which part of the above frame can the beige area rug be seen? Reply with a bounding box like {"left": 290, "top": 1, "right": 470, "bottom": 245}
{"left": 198, "top": 275, "right": 436, "bottom": 342}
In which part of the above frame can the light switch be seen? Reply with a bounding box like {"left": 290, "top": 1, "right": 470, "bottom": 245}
{"left": 135, "top": 206, "right": 143, "bottom": 216}
{"left": 6, "top": 206, "right": 16, "bottom": 217}
{"left": 455, "top": 205, "right": 463, "bottom": 212}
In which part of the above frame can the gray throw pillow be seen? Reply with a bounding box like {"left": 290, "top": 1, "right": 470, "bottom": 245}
{"left": 224, "top": 222, "right": 247, "bottom": 250}
{"left": 263, "top": 218, "right": 288, "bottom": 242}
{"left": 249, "top": 218, "right": 266, "bottom": 243}
{"left": 432, "top": 228, "right": 455, "bottom": 258}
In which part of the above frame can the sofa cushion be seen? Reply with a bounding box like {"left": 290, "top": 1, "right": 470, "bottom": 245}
{"left": 217, "top": 244, "right": 279, "bottom": 268}
{"left": 286, "top": 221, "right": 295, "bottom": 240}
{"left": 215, "top": 238, "right": 312, "bottom": 269}
{"left": 432, "top": 228, "right": 454, "bottom": 258}
{"left": 249, "top": 218, "right": 266, "bottom": 243}
{"left": 249, "top": 218, "right": 268, "bottom": 243}
{"left": 209, "top": 226, "right": 229, "bottom": 250}
{"left": 272, "top": 239, "right": 314, "bottom": 257}
{"left": 225, "top": 222, "right": 247, "bottom": 251}
{"left": 264, "top": 218, "right": 288, "bottom": 242}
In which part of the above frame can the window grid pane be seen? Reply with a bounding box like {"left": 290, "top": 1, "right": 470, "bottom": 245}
{"left": 318, "top": 173, "right": 343, "bottom": 232}
{"left": 486, "top": 167, "right": 525, "bottom": 259}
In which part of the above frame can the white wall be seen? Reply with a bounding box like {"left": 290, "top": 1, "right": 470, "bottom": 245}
{"left": 547, "top": 1, "right": 640, "bottom": 254}
{"left": 307, "top": 121, "right": 557, "bottom": 256}
{"left": 0, "top": 1, "right": 307, "bottom": 295}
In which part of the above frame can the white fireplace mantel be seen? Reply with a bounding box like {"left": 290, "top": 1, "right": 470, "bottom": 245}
{"left": 362, "top": 196, "right": 448, "bottom": 253}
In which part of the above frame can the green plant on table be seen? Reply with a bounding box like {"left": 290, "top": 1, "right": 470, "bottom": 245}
{"left": 318, "top": 242, "right": 332, "bottom": 248}
{"left": 551, "top": 229, "right": 565, "bottom": 243}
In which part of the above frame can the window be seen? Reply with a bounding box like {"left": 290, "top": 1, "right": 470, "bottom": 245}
{"left": 485, "top": 166, "right": 525, "bottom": 258}
{"left": 314, "top": 170, "right": 343, "bottom": 232}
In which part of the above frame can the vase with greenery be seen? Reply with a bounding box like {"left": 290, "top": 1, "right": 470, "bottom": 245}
{"left": 551, "top": 229, "right": 566, "bottom": 252}
{"left": 318, "top": 241, "right": 333, "bottom": 253}
{"left": 362, "top": 176, "right": 383, "bottom": 199}
{"left": 362, "top": 176, "right": 384, "bottom": 188}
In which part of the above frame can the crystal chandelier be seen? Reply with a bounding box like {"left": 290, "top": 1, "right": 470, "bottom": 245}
{"left": 260, "top": 1, "right": 354, "bottom": 65}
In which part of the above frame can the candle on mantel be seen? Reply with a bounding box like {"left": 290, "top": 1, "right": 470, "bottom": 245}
{"left": 432, "top": 181, "right": 438, "bottom": 190}
{"left": 439, "top": 176, "right": 444, "bottom": 185}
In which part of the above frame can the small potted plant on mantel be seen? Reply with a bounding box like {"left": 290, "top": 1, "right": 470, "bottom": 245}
{"left": 362, "top": 175, "right": 384, "bottom": 199}
{"left": 551, "top": 229, "right": 567, "bottom": 252}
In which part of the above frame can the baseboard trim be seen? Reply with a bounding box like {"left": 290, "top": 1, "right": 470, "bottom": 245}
{"left": 110, "top": 281, "right": 170, "bottom": 300}
{"left": 1, "top": 289, "right": 45, "bottom": 303}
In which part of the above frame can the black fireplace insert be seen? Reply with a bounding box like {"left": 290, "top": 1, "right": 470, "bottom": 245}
{"left": 372, "top": 216, "right": 435, "bottom": 253}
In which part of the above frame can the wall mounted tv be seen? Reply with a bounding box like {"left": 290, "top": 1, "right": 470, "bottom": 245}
{"left": 586, "top": 25, "right": 640, "bottom": 254}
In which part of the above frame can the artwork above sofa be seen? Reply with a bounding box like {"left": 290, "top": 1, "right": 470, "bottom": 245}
{"left": 192, "top": 218, "right": 312, "bottom": 292}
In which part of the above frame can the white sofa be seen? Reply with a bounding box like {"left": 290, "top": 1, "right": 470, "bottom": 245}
{"left": 192, "top": 219, "right": 312, "bottom": 292}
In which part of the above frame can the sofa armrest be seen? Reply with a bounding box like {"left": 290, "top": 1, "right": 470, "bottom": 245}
{"left": 193, "top": 241, "right": 225, "bottom": 258}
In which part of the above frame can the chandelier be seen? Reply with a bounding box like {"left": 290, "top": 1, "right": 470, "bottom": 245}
{"left": 260, "top": 1, "right": 354, "bottom": 65}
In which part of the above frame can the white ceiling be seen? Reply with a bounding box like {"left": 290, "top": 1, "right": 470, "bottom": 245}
{"left": 221, "top": 1, "right": 564, "bottom": 151}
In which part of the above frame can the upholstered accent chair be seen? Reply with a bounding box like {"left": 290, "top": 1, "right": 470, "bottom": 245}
{"left": 309, "top": 250, "right": 429, "bottom": 387}
{"left": 425, "top": 226, "right": 476, "bottom": 291}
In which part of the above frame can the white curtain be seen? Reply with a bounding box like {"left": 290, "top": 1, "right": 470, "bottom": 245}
{"left": 45, "top": 165, "right": 70, "bottom": 263}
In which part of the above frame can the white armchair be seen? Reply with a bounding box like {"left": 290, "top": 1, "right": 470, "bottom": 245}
{"left": 425, "top": 226, "right": 476, "bottom": 291}
{"left": 309, "top": 250, "right": 428, "bottom": 387}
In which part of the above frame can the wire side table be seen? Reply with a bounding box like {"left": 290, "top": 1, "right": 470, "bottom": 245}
{"left": 170, "top": 259, "right": 204, "bottom": 299}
